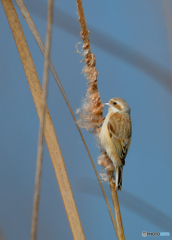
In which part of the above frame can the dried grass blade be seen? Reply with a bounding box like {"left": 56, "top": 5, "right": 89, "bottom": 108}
{"left": 31, "top": 0, "right": 53, "bottom": 239}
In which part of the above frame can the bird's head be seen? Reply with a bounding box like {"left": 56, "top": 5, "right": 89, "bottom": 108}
{"left": 104, "top": 97, "right": 130, "bottom": 114}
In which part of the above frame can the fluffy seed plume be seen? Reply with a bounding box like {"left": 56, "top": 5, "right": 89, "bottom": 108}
{"left": 76, "top": 3, "right": 115, "bottom": 180}
{"left": 77, "top": 51, "right": 104, "bottom": 134}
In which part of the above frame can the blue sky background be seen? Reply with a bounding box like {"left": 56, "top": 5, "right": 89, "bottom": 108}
{"left": 0, "top": 0, "right": 172, "bottom": 239}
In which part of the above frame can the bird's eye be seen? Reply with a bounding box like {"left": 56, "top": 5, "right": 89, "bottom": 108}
{"left": 113, "top": 102, "right": 117, "bottom": 105}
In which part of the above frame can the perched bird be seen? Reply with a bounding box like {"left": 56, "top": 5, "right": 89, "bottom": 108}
{"left": 99, "top": 97, "right": 132, "bottom": 191}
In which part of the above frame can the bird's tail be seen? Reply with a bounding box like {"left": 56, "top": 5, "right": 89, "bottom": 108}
{"left": 116, "top": 165, "right": 123, "bottom": 191}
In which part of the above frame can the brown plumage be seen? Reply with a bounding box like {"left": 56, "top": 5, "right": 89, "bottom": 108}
{"left": 99, "top": 97, "right": 132, "bottom": 191}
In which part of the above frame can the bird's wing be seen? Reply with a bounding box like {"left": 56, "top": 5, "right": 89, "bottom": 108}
{"left": 107, "top": 114, "right": 132, "bottom": 165}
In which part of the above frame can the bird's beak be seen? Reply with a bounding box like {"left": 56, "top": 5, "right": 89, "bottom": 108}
{"left": 104, "top": 103, "right": 110, "bottom": 106}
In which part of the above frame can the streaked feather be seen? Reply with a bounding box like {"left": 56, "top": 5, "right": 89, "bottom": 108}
{"left": 107, "top": 113, "right": 132, "bottom": 166}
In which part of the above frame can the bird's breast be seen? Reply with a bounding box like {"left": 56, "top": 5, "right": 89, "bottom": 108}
{"left": 99, "top": 114, "right": 122, "bottom": 166}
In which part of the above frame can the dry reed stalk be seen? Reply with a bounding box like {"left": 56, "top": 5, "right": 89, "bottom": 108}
{"left": 15, "top": 0, "right": 118, "bottom": 236}
{"left": 31, "top": 0, "right": 53, "bottom": 239}
{"left": 1, "top": 1, "right": 85, "bottom": 239}
{"left": 109, "top": 178, "right": 125, "bottom": 240}
{"left": 76, "top": 0, "right": 104, "bottom": 135}
{"left": 76, "top": 0, "right": 125, "bottom": 239}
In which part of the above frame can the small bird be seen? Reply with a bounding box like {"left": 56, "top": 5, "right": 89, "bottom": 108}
{"left": 99, "top": 97, "right": 132, "bottom": 191}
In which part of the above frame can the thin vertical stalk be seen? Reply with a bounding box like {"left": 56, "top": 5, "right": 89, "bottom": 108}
{"left": 1, "top": 1, "right": 85, "bottom": 239}
{"left": 110, "top": 179, "right": 125, "bottom": 240}
{"left": 31, "top": 0, "right": 53, "bottom": 240}
{"left": 75, "top": 0, "right": 125, "bottom": 239}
